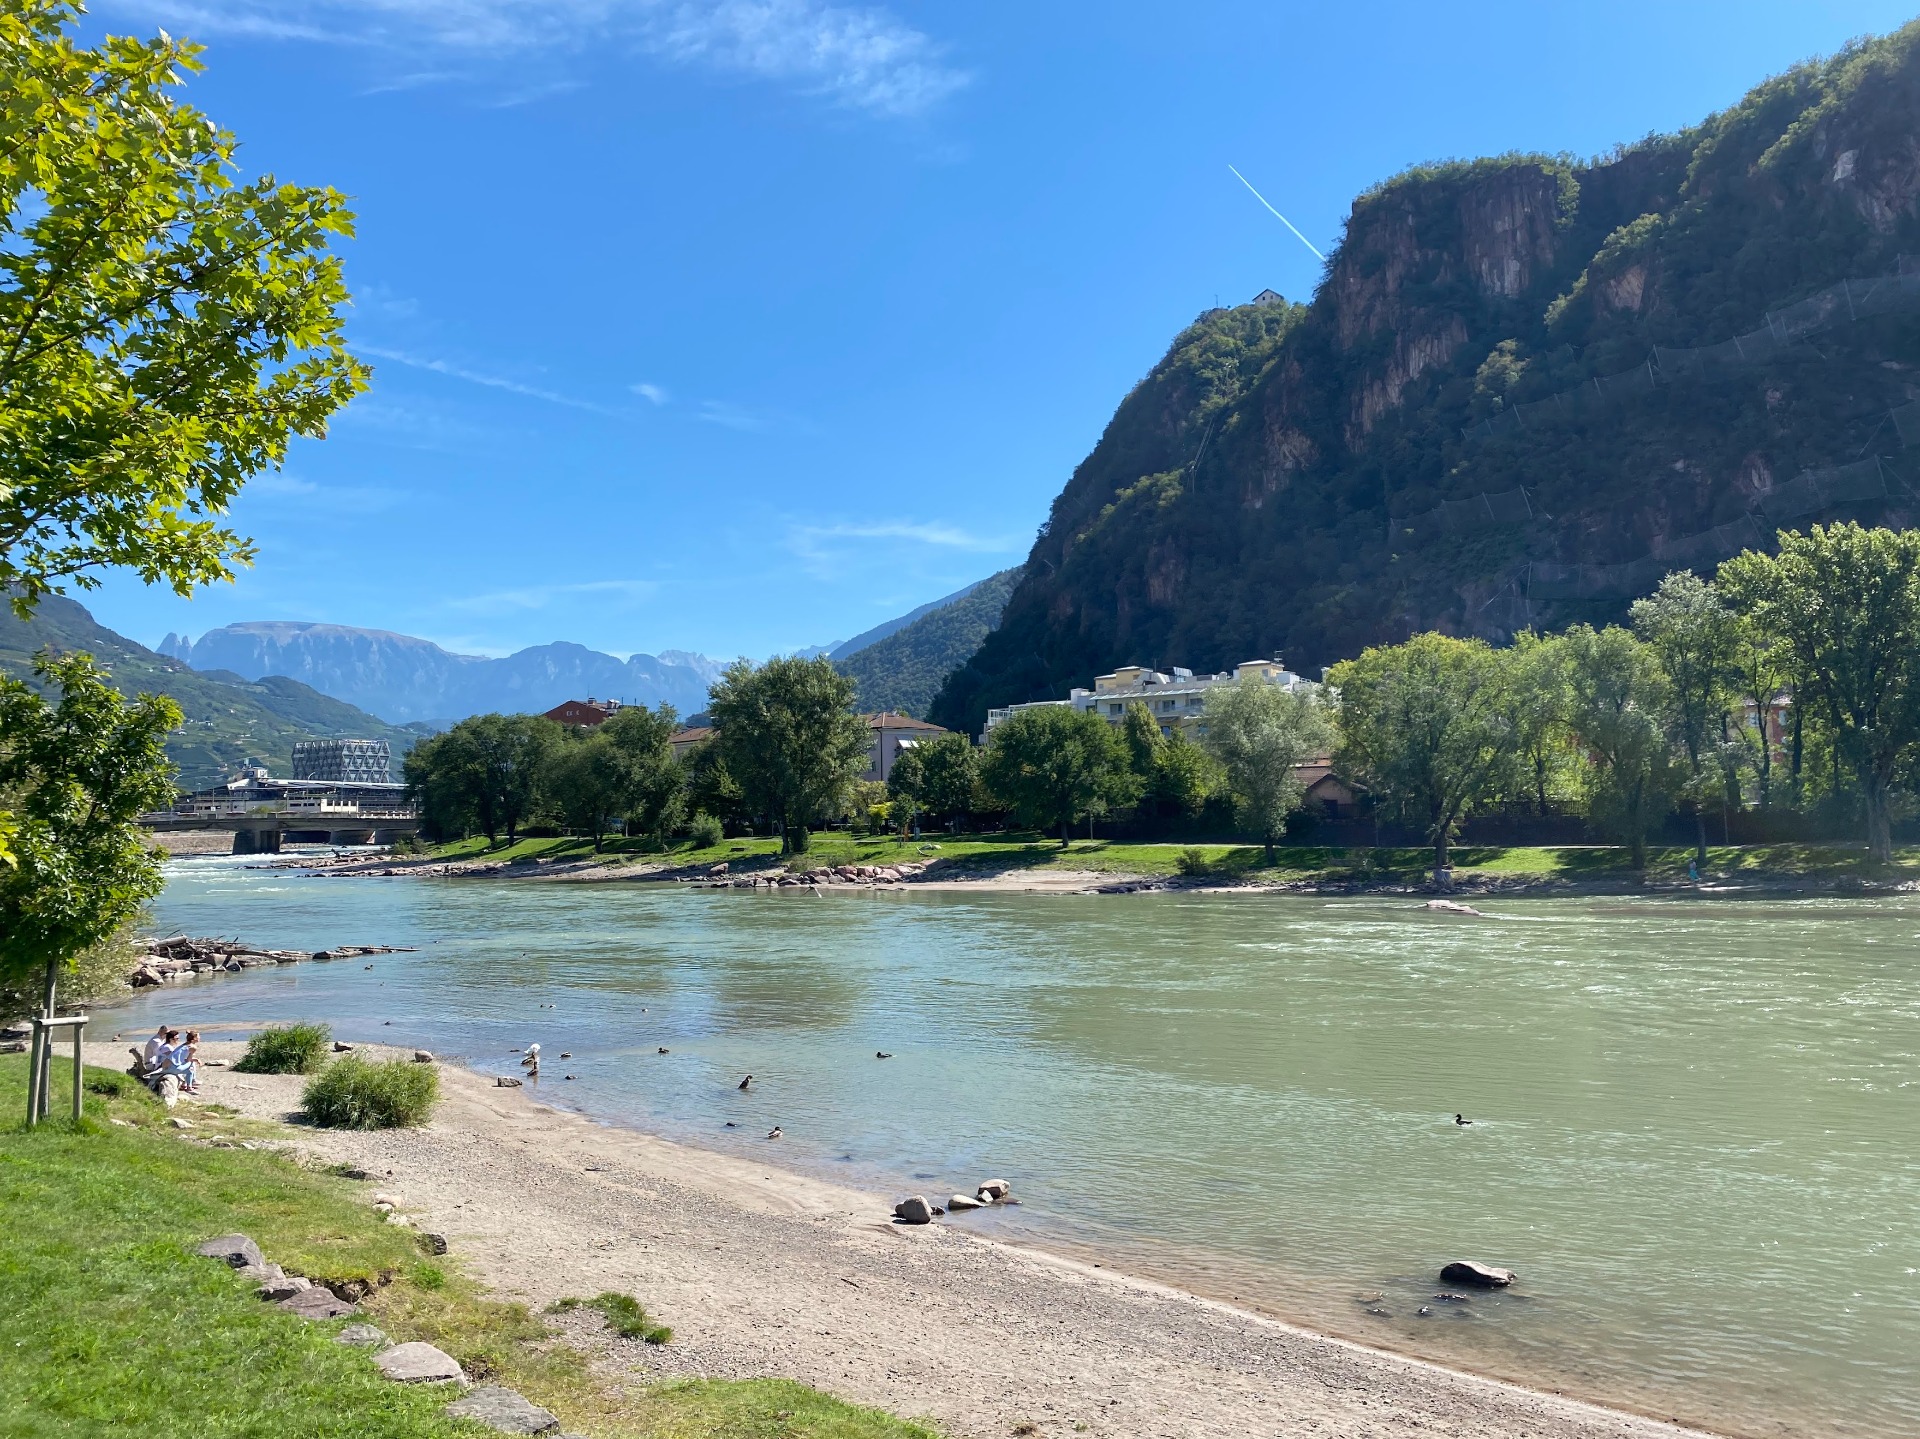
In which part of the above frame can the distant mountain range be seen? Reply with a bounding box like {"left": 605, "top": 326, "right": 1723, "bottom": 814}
{"left": 157, "top": 623, "right": 725, "bottom": 727}
{"left": 833, "top": 567, "right": 1022, "bottom": 718}
{"left": 2, "top": 597, "right": 428, "bottom": 791}
{"left": 154, "top": 573, "right": 1019, "bottom": 730}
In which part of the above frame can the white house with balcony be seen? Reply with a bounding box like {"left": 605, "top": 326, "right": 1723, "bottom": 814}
{"left": 982, "top": 656, "right": 1315, "bottom": 741}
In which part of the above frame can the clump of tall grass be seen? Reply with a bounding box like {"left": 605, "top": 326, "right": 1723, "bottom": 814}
{"left": 302, "top": 1055, "right": 438, "bottom": 1129}
{"left": 234, "top": 1022, "right": 332, "bottom": 1075}
{"left": 550, "top": 1292, "right": 672, "bottom": 1344}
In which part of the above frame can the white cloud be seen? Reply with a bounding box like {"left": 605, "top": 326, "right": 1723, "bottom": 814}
{"left": 696, "top": 399, "right": 762, "bottom": 431}
{"left": 796, "top": 519, "right": 1014, "bottom": 551}
{"left": 783, "top": 515, "right": 1018, "bottom": 580}
{"left": 441, "top": 578, "right": 661, "bottom": 615}
{"left": 361, "top": 344, "right": 617, "bottom": 414}
{"left": 631, "top": 382, "right": 669, "bottom": 405}
{"left": 113, "top": 0, "right": 969, "bottom": 118}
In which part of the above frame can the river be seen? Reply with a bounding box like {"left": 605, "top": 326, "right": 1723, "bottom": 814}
{"left": 108, "top": 856, "right": 1920, "bottom": 1438}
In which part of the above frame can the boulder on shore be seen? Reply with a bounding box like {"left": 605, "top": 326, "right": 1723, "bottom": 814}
{"left": 1439, "top": 1260, "right": 1516, "bottom": 1288}
{"left": 946, "top": 1193, "right": 985, "bottom": 1211}
{"left": 445, "top": 1386, "right": 561, "bottom": 1434}
{"left": 893, "top": 1195, "right": 934, "bottom": 1225}
{"left": 195, "top": 1234, "right": 264, "bottom": 1270}
{"left": 976, "top": 1179, "right": 1011, "bottom": 1200}
{"left": 280, "top": 1287, "right": 357, "bottom": 1319}
{"left": 373, "top": 1341, "right": 466, "bottom": 1385}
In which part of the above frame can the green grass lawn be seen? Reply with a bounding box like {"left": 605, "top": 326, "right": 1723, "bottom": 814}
{"left": 0, "top": 1057, "right": 937, "bottom": 1439}
{"left": 419, "top": 829, "right": 1920, "bottom": 887}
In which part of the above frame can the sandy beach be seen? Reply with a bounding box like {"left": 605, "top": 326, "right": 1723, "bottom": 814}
{"left": 106, "top": 1039, "right": 1713, "bottom": 1439}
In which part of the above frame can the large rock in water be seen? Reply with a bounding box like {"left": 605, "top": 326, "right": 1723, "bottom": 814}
{"left": 195, "top": 1234, "right": 264, "bottom": 1269}
{"left": 893, "top": 1195, "right": 934, "bottom": 1225}
{"left": 1440, "top": 1260, "right": 1516, "bottom": 1288}
{"left": 445, "top": 1386, "right": 561, "bottom": 1433}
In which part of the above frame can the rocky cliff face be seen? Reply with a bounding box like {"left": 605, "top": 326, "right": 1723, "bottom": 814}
{"left": 932, "top": 23, "right": 1920, "bottom": 736}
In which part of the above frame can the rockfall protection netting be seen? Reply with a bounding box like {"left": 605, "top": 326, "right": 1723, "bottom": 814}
{"left": 1391, "top": 486, "right": 1535, "bottom": 543}
{"left": 1524, "top": 460, "right": 1892, "bottom": 601}
{"left": 1463, "top": 262, "right": 1920, "bottom": 444}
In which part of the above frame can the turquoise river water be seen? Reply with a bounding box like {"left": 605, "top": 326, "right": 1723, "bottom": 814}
{"left": 108, "top": 856, "right": 1920, "bottom": 1438}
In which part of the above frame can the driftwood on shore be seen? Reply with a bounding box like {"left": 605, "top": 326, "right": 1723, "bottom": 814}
{"left": 129, "top": 937, "right": 414, "bottom": 989}
{"left": 697, "top": 861, "right": 932, "bottom": 889}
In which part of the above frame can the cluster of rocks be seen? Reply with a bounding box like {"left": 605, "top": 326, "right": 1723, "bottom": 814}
{"left": 894, "top": 1177, "right": 1011, "bottom": 1224}
{"left": 128, "top": 937, "right": 411, "bottom": 987}
{"left": 196, "top": 1231, "right": 578, "bottom": 1435}
{"left": 705, "top": 861, "right": 932, "bottom": 890}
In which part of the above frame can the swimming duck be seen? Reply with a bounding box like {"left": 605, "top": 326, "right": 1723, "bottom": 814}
{"left": 738, "top": 1074, "right": 753, "bottom": 1090}
{"left": 875, "top": 1051, "right": 893, "bottom": 1059}
{"left": 658, "top": 1046, "right": 669, "bottom": 1054}
{"left": 1454, "top": 1113, "right": 1472, "bottom": 1126}
{"left": 766, "top": 1126, "right": 783, "bottom": 1139}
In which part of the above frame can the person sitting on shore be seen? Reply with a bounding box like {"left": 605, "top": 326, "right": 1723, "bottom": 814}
{"left": 140, "top": 1025, "right": 169, "bottom": 1075}
{"left": 178, "top": 1029, "right": 203, "bottom": 1093}
{"left": 154, "top": 1029, "right": 197, "bottom": 1093}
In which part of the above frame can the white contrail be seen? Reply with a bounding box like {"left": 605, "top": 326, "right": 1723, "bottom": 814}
{"left": 1227, "top": 164, "right": 1325, "bottom": 261}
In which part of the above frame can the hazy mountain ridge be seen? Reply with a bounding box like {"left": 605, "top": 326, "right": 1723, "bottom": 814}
{"left": 4, "top": 598, "right": 427, "bottom": 790}
{"left": 931, "top": 23, "right": 1920, "bottom": 735}
{"left": 834, "top": 566, "right": 1023, "bottom": 718}
{"left": 161, "top": 622, "right": 723, "bottom": 726}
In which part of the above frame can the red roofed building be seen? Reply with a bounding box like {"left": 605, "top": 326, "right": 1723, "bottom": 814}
{"left": 542, "top": 697, "right": 623, "bottom": 728}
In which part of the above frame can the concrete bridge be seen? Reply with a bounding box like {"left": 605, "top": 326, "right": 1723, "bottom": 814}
{"left": 141, "top": 811, "right": 421, "bottom": 854}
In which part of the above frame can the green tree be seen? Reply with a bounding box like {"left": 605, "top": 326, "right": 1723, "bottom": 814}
{"left": 405, "top": 713, "right": 562, "bottom": 845}
{"left": 980, "top": 706, "right": 1132, "bottom": 847}
{"left": 1200, "top": 682, "right": 1331, "bottom": 862}
{"left": 683, "top": 741, "right": 745, "bottom": 835}
{"left": 1505, "top": 630, "right": 1572, "bottom": 816}
{"left": 1562, "top": 624, "right": 1684, "bottom": 869}
{"left": 1715, "top": 524, "right": 1920, "bottom": 861}
{"left": 1632, "top": 571, "right": 1742, "bottom": 861}
{"left": 0, "top": 651, "right": 178, "bottom": 1118}
{"left": 600, "top": 704, "right": 684, "bottom": 848}
{"left": 1118, "top": 703, "right": 1221, "bottom": 826}
{"left": 886, "top": 745, "right": 924, "bottom": 835}
{"left": 911, "top": 732, "right": 980, "bottom": 830}
{"left": 0, "top": 4, "right": 365, "bottom": 616}
{"left": 402, "top": 729, "right": 478, "bottom": 842}
{"left": 1328, "top": 633, "right": 1516, "bottom": 884}
{"left": 709, "top": 656, "right": 870, "bottom": 855}
{"left": 544, "top": 734, "right": 623, "bottom": 852}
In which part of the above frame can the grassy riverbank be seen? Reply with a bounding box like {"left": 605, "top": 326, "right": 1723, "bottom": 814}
{"left": 0, "top": 1055, "right": 935, "bottom": 1438}
{"left": 418, "top": 831, "right": 1920, "bottom": 887}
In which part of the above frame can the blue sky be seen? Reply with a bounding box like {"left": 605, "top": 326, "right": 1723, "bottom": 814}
{"left": 77, "top": 0, "right": 1920, "bottom": 661}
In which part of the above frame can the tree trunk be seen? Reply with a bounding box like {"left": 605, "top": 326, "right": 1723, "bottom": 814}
{"left": 34, "top": 957, "right": 58, "bottom": 1123}
{"left": 1789, "top": 705, "right": 1804, "bottom": 805}
{"left": 1059, "top": 818, "right": 1070, "bottom": 848}
{"left": 1864, "top": 776, "right": 1893, "bottom": 863}
{"left": 1264, "top": 830, "right": 1275, "bottom": 865}
{"left": 1695, "top": 811, "right": 1708, "bottom": 866}
{"left": 1433, "top": 828, "right": 1451, "bottom": 890}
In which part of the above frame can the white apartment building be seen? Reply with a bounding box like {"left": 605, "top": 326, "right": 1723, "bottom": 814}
{"left": 982, "top": 656, "right": 1312, "bottom": 740}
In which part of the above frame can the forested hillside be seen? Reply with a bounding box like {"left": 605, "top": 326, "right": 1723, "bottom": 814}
{"left": 835, "top": 566, "right": 1023, "bottom": 716}
{"left": 933, "top": 24, "right": 1920, "bottom": 734}
{"left": 2, "top": 598, "right": 428, "bottom": 789}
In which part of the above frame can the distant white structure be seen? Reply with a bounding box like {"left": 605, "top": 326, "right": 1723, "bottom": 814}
{"left": 292, "top": 738, "right": 391, "bottom": 784}
{"left": 1251, "top": 288, "right": 1286, "bottom": 307}
{"left": 982, "top": 657, "right": 1313, "bottom": 741}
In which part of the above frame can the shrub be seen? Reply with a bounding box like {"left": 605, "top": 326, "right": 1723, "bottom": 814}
{"left": 687, "top": 812, "right": 724, "bottom": 849}
{"left": 1176, "top": 847, "right": 1211, "bottom": 877}
{"left": 551, "top": 1292, "right": 671, "bottom": 1344}
{"left": 302, "top": 1055, "right": 439, "bottom": 1129}
{"left": 787, "top": 824, "right": 811, "bottom": 854}
{"left": 234, "top": 1022, "right": 332, "bottom": 1075}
